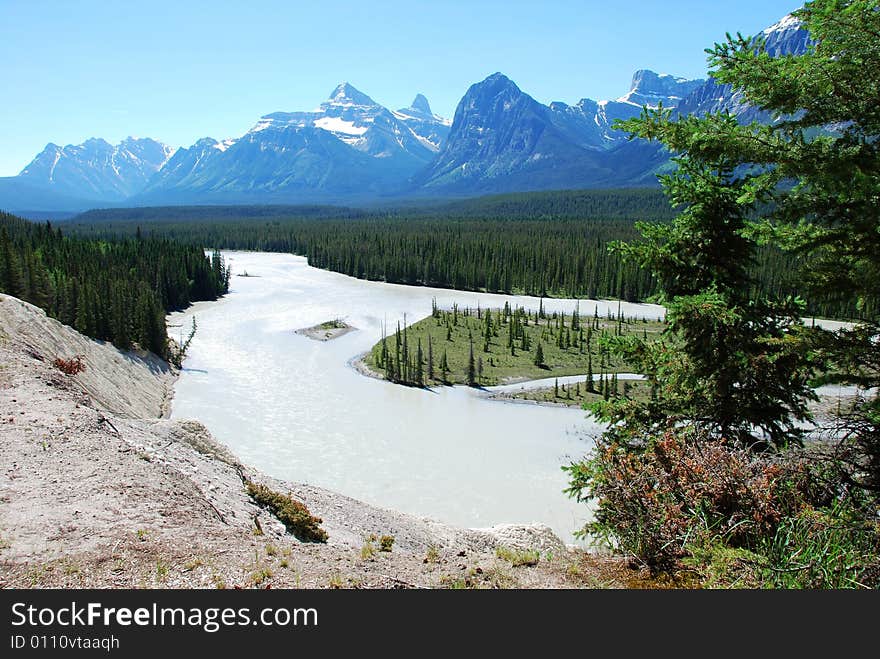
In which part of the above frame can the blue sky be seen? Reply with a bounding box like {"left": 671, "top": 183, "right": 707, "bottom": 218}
{"left": 0, "top": 0, "right": 799, "bottom": 176}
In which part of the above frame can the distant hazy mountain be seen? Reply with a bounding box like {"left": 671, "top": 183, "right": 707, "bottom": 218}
{"left": 0, "top": 177, "right": 105, "bottom": 214}
{"left": 1, "top": 14, "right": 811, "bottom": 212}
{"left": 15, "top": 137, "right": 174, "bottom": 204}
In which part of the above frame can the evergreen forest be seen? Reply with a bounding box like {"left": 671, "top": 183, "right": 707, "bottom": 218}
{"left": 68, "top": 188, "right": 857, "bottom": 320}
{"left": 0, "top": 211, "right": 230, "bottom": 357}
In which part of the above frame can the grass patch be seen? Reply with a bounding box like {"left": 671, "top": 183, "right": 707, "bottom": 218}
{"left": 251, "top": 566, "right": 273, "bottom": 586}
{"left": 440, "top": 575, "right": 472, "bottom": 589}
{"left": 183, "top": 558, "right": 204, "bottom": 572}
{"left": 246, "top": 481, "right": 328, "bottom": 543}
{"left": 318, "top": 318, "right": 348, "bottom": 330}
{"left": 328, "top": 572, "right": 345, "bottom": 589}
{"left": 424, "top": 545, "right": 440, "bottom": 564}
{"left": 506, "top": 378, "right": 651, "bottom": 407}
{"left": 756, "top": 506, "right": 880, "bottom": 589}
{"left": 360, "top": 538, "right": 377, "bottom": 561}
{"left": 495, "top": 546, "right": 540, "bottom": 567}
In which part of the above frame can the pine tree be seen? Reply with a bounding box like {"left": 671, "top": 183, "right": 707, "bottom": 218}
{"left": 466, "top": 337, "right": 476, "bottom": 387}
{"left": 534, "top": 341, "right": 544, "bottom": 366}
{"left": 0, "top": 228, "right": 25, "bottom": 298}
{"left": 427, "top": 335, "right": 434, "bottom": 381}
{"left": 483, "top": 310, "right": 492, "bottom": 352}
{"left": 586, "top": 352, "right": 594, "bottom": 392}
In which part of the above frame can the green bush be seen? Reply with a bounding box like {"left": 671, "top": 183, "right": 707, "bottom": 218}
{"left": 246, "top": 481, "right": 328, "bottom": 543}
{"left": 495, "top": 547, "right": 540, "bottom": 567}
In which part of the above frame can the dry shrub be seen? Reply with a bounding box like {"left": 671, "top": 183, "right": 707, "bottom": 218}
{"left": 52, "top": 355, "right": 85, "bottom": 376}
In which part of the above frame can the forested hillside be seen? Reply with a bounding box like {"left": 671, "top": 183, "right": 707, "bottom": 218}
{"left": 69, "top": 188, "right": 854, "bottom": 318}
{"left": 0, "top": 211, "right": 229, "bottom": 357}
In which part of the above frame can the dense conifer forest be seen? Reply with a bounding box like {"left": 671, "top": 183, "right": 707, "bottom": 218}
{"left": 68, "top": 188, "right": 855, "bottom": 319}
{"left": 0, "top": 211, "right": 230, "bottom": 357}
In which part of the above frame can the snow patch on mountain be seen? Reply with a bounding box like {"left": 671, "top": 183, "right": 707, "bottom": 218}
{"left": 313, "top": 116, "right": 369, "bottom": 135}
{"left": 212, "top": 139, "right": 237, "bottom": 152}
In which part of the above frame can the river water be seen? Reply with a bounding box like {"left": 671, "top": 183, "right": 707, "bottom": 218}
{"left": 168, "top": 251, "right": 667, "bottom": 543}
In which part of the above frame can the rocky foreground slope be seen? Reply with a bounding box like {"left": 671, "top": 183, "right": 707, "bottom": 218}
{"left": 0, "top": 294, "right": 628, "bottom": 588}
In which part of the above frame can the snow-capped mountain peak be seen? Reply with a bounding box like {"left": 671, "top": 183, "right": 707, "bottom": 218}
{"left": 764, "top": 13, "right": 801, "bottom": 35}
{"left": 327, "top": 82, "right": 378, "bottom": 107}
{"left": 136, "top": 83, "right": 453, "bottom": 203}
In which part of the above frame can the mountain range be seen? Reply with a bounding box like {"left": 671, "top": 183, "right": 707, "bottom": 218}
{"left": 0, "top": 15, "right": 807, "bottom": 213}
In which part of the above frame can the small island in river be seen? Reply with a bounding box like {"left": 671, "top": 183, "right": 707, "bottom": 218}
{"left": 362, "top": 301, "right": 666, "bottom": 388}
{"left": 296, "top": 318, "right": 357, "bottom": 341}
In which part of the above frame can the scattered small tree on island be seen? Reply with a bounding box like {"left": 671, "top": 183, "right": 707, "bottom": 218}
{"left": 466, "top": 336, "right": 477, "bottom": 387}
{"left": 427, "top": 335, "right": 434, "bottom": 381}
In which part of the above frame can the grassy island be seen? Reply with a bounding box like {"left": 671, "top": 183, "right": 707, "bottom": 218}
{"left": 364, "top": 299, "right": 665, "bottom": 389}
{"left": 296, "top": 318, "right": 356, "bottom": 341}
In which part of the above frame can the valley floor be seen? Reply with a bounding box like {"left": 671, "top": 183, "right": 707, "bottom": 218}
{"left": 0, "top": 294, "right": 641, "bottom": 589}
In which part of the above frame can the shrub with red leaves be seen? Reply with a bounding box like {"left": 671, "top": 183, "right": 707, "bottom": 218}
{"left": 52, "top": 355, "right": 85, "bottom": 376}
{"left": 566, "top": 427, "right": 812, "bottom": 569}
